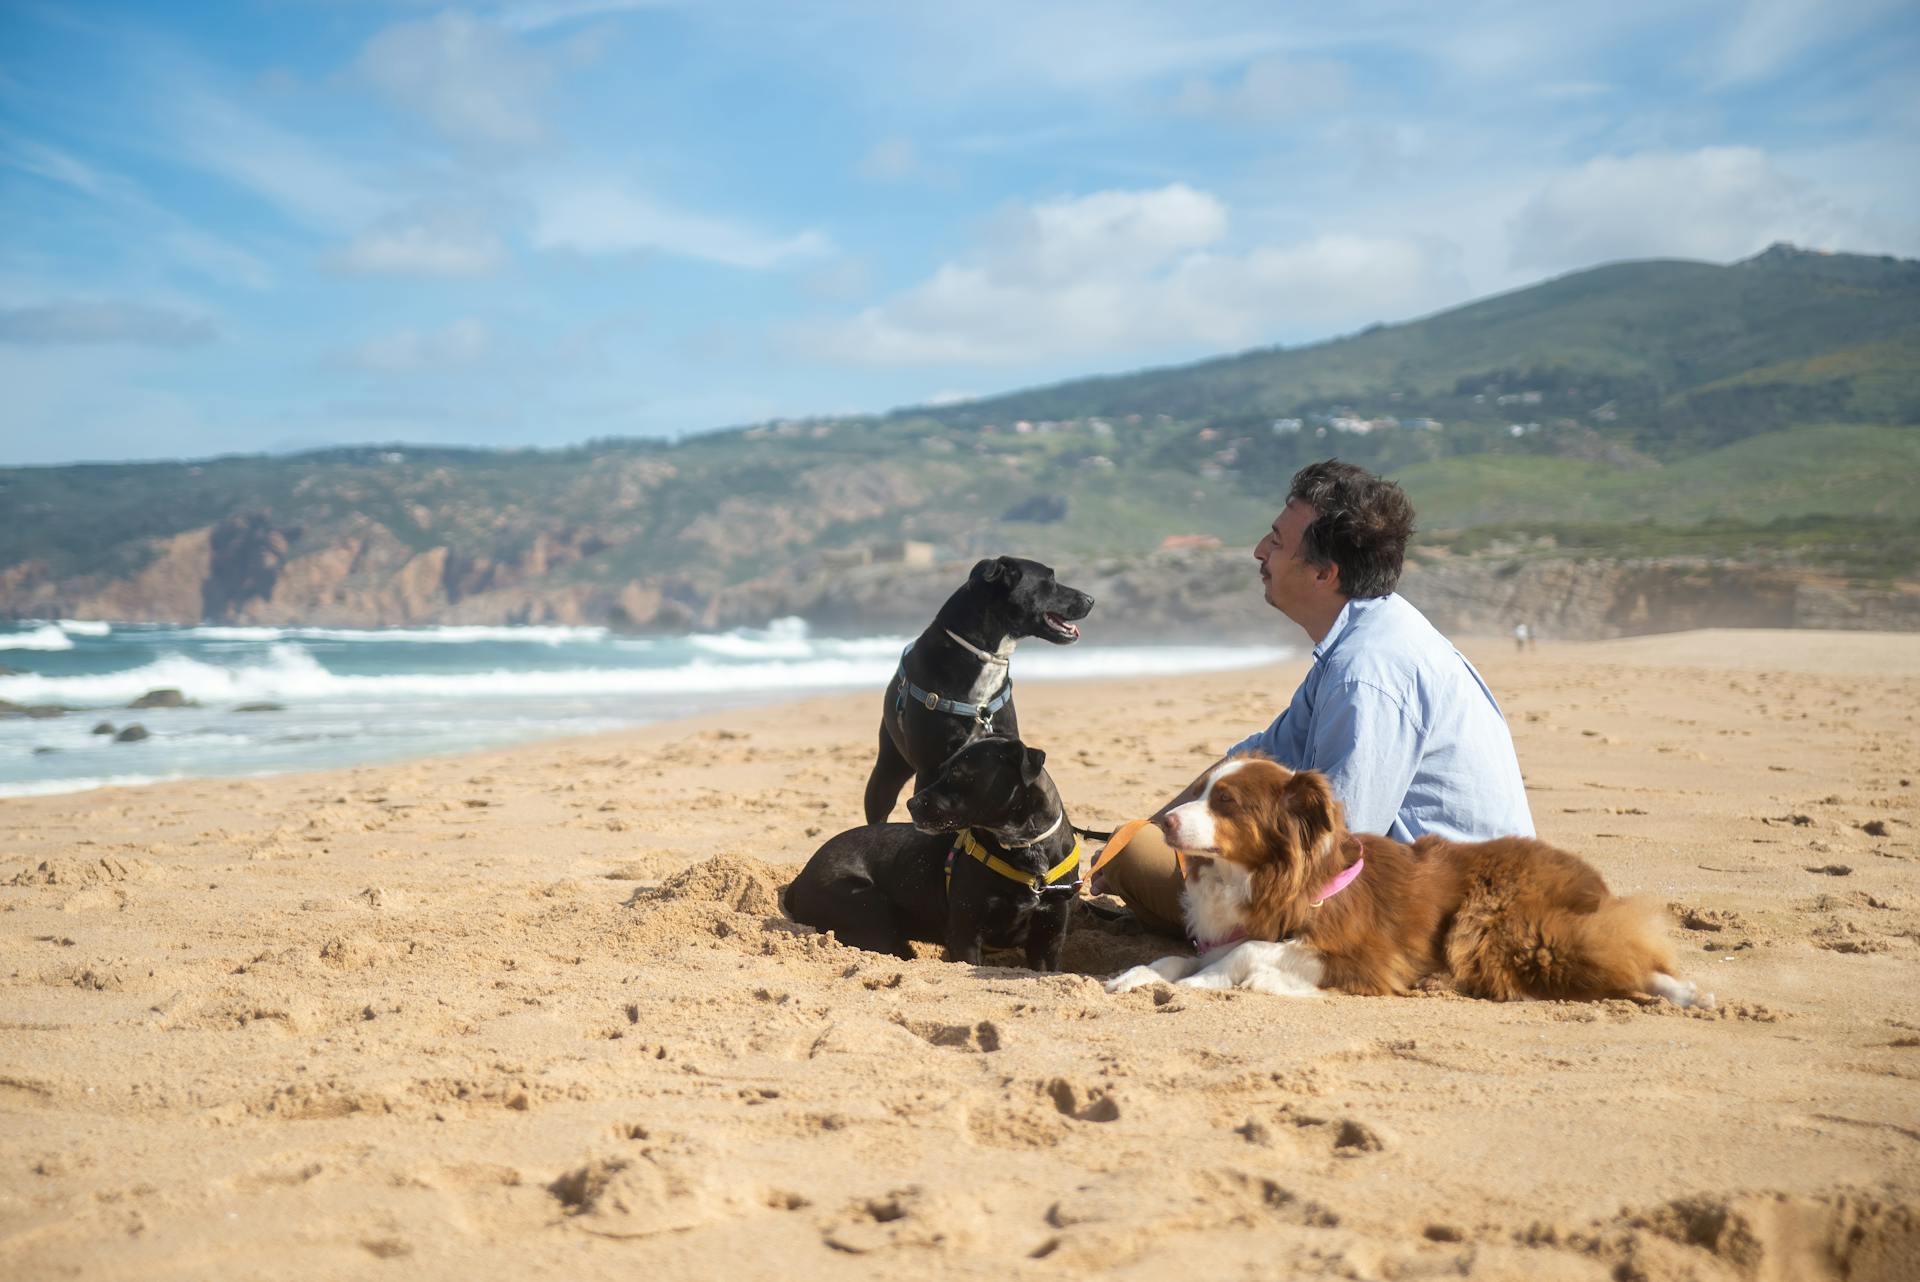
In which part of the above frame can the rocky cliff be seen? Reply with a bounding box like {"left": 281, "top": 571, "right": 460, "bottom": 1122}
{"left": 5, "top": 511, "right": 1915, "bottom": 641}
{"left": 699, "top": 550, "right": 1920, "bottom": 641}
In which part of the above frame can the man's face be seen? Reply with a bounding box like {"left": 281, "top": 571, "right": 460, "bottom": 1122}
{"left": 1254, "top": 499, "right": 1323, "bottom": 616}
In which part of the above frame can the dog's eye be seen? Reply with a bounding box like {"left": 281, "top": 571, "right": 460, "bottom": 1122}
{"left": 1211, "top": 792, "right": 1237, "bottom": 816}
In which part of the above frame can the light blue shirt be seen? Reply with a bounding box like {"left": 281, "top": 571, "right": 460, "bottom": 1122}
{"left": 1229, "top": 593, "right": 1534, "bottom": 843}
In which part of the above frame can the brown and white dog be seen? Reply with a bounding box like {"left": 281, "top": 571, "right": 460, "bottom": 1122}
{"left": 1106, "top": 755, "right": 1712, "bottom": 1007}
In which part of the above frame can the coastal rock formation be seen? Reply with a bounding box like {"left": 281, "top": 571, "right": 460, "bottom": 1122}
{"left": 3, "top": 525, "right": 1914, "bottom": 640}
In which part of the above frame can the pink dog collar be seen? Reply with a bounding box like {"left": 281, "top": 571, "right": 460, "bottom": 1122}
{"left": 1309, "top": 841, "right": 1364, "bottom": 909}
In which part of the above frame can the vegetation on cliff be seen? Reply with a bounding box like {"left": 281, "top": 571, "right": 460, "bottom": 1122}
{"left": 1, "top": 245, "right": 1915, "bottom": 629}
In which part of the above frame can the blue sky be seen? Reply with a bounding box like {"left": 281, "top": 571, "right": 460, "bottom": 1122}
{"left": 2, "top": 0, "right": 1916, "bottom": 465}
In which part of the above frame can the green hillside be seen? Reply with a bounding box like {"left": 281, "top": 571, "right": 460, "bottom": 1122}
{"left": 913, "top": 244, "right": 1920, "bottom": 459}
{"left": 1, "top": 246, "right": 1916, "bottom": 624}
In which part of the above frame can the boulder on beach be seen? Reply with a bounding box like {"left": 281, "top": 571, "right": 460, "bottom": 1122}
{"left": 129, "top": 688, "right": 196, "bottom": 710}
{"left": 92, "top": 721, "right": 116, "bottom": 735}
{"left": 0, "top": 699, "right": 68, "bottom": 720}
{"left": 234, "top": 702, "right": 285, "bottom": 713}
{"left": 114, "top": 724, "right": 150, "bottom": 743}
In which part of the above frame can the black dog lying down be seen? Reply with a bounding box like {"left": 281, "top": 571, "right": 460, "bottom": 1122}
{"left": 864, "top": 556, "right": 1093, "bottom": 824}
{"left": 786, "top": 737, "right": 1083, "bottom": 970}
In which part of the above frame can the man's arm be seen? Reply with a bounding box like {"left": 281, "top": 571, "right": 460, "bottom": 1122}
{"left": 1303, "top": 679, "right": 1424, "bottom": 838}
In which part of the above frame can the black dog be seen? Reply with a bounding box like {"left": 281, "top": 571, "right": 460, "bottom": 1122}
{"left": 864, "top": 556, "right": 1093, "bottom": 825}
{"left": 786, "top": 737, "right": 1082, "bottom": 970}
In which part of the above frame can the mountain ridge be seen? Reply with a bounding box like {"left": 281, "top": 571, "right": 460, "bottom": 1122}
{"left": 2, "top": 246, "right": 1915, "bottom": 636}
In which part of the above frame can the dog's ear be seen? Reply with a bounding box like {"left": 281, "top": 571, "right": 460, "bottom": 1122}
{"left": 971, "top": 558, "right": 1002, "bottom": 583}
{"left": 1021, "top": 745, "right": 1047, "bottom": 783}
{"left": 1282, "top": 770, "right": 1339, "bottom": 840}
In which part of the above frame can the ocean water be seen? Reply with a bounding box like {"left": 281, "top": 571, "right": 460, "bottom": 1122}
{"left": 0, "top": 618, "right": 1291, "bottom": 799}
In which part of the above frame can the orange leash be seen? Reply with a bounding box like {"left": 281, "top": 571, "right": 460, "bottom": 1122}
{"left": 1085, "top": 817, "right": 1188, "bottom": 882}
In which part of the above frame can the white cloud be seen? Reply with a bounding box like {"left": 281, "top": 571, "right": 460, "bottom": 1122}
{"left": 798, "top": 184, "right": 1462, "bottom": 366}
{"left": 358, "top": 12, "right": 552, "bottom": 150}
{"left": 1507, "top": 147, "right": 1869, "bottom": 272}
{"left": 338, "top": 317, "right": 493, "bottom": 374}
{"left": 1171, "top": 54, "right": 1351, "bottom": 123}
{"left": 1714, "top": 0, "right": 1904, "bottom": 87}
{"left": 329, "top": 210, "right": 508, "bottom": 278}
{"left": 985, "top": 183, "right": 1227, "bottom": 283}
{"left": 169, "top": 84, "right": 382, "bottom": 231}
{"left": 532, "top": 182, "right": 831, "bottom": 268}
{"left": 0, "top": 301, "right": 216, "bottom": 347}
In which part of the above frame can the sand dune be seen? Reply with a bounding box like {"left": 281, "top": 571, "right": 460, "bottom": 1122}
{"left": 2, "top": 629, "right": 1916, "bottom": 1280}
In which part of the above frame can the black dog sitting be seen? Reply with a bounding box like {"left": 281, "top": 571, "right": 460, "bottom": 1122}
{"left": 786, "top": 737, "right": 1082, "bottom": 970}
{"left": 864, "top": 556, "right": 1093, "bottom": 825}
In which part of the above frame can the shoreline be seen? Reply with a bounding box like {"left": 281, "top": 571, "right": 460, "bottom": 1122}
{"left": 2, "top": 628, "right": 1916, "bottom": 1280}
{"left": 0, "top": 629, "right": 1297, "bottom": 801}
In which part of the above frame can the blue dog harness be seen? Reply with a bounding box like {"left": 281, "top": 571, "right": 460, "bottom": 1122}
{"left": 895, "top": 641, "right": 1013, "bottom": 728}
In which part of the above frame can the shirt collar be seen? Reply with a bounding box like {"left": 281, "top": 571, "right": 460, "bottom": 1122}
{"left": 1311, "top": 593, "right": 1391, "bottom": 662}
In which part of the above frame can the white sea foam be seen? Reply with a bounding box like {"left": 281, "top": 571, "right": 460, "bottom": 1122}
{"left": 0, "top": 638, "right": 1290, "bottom": 707}
{"left": 0, "top": 624, "right": 77, "bottom": 651}
{"left": 187, "top": 624, "right": 611, "bottom": 645}
{"left": 689, "top": 618, "right": 912, "bottom": 661}
{"left": 58, "top": 620, "right": 113, "bottom": 636}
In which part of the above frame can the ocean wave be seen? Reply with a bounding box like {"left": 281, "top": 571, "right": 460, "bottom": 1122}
{"left": 186, "top": 623, "right": 612, "bottom": 645}
{"left": 0, "top": 638, "right": 1289, "bottom": 707}
{"left": 0, "top": 624, "right": 76, "bottom": 651}
{"left": 58, "top": 619, "right": 113, "bottom": 637}
{"left": 688, "top": 617, "right": 910, "bottom": 661}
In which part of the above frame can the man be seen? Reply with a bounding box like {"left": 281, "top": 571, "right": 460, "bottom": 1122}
{"left": 1093, "top": 459, "right": 1534, "bottom": 936}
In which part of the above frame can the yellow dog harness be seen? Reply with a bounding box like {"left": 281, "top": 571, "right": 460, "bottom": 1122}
{"left": 945, "top": 828, "right": 1084, "bottom": 896}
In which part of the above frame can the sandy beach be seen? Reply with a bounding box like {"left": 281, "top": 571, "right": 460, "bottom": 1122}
{"left": 2, "top": 628, "right": 1916, "bottom": 1281}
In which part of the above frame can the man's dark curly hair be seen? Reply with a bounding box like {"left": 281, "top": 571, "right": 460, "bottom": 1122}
{"left": 1287, "top": 459, "right": 1415, "bottom": 599}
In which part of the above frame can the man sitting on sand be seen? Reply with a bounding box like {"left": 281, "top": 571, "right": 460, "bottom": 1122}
{"left": 1093, "top": 459, "right": 1534, "bottom": 936}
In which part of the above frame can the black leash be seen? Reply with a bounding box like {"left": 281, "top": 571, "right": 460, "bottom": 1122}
{"left": 1071, "top": 822, "right": 1115, "bottom": 842}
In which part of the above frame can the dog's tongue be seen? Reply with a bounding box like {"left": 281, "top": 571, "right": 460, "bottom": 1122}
{"left": 1047, "top": 613, "right": 1079, "bottom": 640}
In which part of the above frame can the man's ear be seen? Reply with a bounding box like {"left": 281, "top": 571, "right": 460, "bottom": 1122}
{"left": 1021, "top": 745, "right": 1046, "bottom": 783}
{"left": 1312, "top": 559, "right": 1341, "bottom": 593}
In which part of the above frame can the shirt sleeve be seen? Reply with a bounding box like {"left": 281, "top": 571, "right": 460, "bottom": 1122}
{"left": 1302, "top": 678, "right": 1425, "bottom": 840}
{"left": 1228, "top": 670, "right": 1314, "bottom": 767}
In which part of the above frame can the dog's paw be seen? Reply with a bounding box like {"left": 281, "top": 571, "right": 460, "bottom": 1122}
{"left": 1105, "top": 966, "right": 1168, "bottom": 994}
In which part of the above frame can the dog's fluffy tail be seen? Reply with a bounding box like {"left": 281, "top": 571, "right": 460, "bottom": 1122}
{"left": 1454, "top": 893, "right": 1678, "bottom": 1001}
{"left": 1517, "top": 894, "right": 1677, "bottom": 1001}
